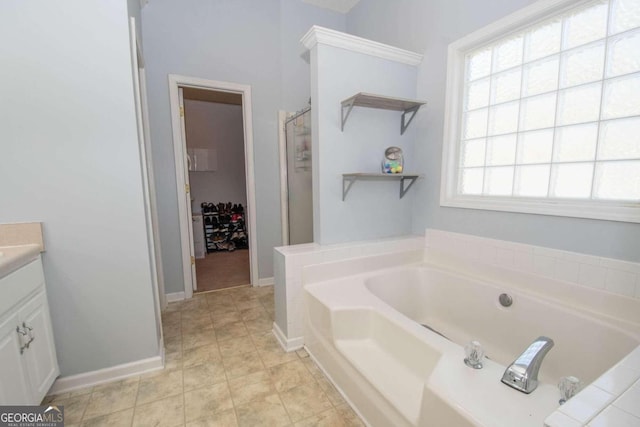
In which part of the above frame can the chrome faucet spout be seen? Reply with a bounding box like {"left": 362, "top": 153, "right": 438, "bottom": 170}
{"left": 501, "top": 336, "right": 554, "bottom": 394}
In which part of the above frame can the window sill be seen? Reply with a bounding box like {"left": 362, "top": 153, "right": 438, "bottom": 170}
{"left": 439, "top": 195, "right": 640, "bottom": 223}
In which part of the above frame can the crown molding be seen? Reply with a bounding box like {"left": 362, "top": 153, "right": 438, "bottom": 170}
{"left": 301, "top": 26, "right": 423, "bottom": 66}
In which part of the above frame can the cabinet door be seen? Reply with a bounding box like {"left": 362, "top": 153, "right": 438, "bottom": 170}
{"left": 19, "top": 290, "right": 59, "bottom": 403}
{"left": 0, "top": 311, "right": 32, "bottom": 404}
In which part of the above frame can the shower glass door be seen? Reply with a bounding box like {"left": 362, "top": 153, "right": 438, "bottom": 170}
{"left": 285, "top": 108, "right": 313, "bottom": 245}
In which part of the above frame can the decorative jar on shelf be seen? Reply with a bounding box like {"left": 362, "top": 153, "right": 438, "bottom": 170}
{"left": 382, "top": 146, "right": 404, "bottom": 174}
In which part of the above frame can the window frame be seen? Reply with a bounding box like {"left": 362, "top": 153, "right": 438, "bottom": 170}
{"left": 440, "top": 0, "right": 640, "bottom": 223}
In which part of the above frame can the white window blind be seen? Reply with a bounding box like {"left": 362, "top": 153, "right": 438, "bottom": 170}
{"left": 442, "top": 0, "right": 640, "bottom": 222}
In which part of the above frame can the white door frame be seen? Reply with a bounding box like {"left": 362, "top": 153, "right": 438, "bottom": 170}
{"left": 168, "top": 74, "right": 258, "bottom": 299}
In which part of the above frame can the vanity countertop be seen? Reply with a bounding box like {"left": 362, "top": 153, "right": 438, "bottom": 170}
{"left": 0, "top": 244, "right": 41, "bottom": 280}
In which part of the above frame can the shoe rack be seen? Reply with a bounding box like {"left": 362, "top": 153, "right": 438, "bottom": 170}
{"left": 201, "top": 202, "right": 249, "bottom": 253}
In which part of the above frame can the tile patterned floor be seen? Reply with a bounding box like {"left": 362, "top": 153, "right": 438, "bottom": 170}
{"left": 43, "top": 285, "right": 364, "bottom": 427}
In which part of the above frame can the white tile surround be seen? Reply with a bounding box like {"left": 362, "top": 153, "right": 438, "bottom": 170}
{"left": 274, "top": 228, "right": 640, "bottom": 426}
{"left": 424, "top": 229, "right": 640, "bottom": 300}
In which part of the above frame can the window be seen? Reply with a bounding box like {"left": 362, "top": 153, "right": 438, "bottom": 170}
{"left": 441, "top": 0, "right": 640, "bottom": 223}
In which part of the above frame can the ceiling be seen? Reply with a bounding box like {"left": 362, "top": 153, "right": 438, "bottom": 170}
{"left": 301, "top": 0, "right": 361, "bottom": 14}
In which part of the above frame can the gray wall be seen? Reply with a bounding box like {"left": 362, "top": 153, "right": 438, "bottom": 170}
{"left": 310, "top": 44, "right": 419, "bottom": 244}
{"left": 347, "top": 0, "right": 640, "bottom": 262}
{"left": 142, "top": 0, "right": 345, "bottom": 293}
{"left": 185, "top": 101, "right": 247, "bottom": 211}
{"left": 0, "top": 0, "right": 160, "bottom": 376}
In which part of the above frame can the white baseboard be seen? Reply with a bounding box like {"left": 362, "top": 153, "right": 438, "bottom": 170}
{"left": 257, "top": 277, "right": 274, "bottom": 287}
{"left": 272, "top": 322, "right": 303, "bottom": 352}
{"left": 166, "top": 291, "right": 185, "bottom": 302}
{"left": 48, "top": 349, "right": 164, "bottom": 395}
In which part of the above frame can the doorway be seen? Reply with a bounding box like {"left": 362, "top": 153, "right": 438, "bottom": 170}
{"left": 168, "top": 75, "right": 258, "bottom": 299}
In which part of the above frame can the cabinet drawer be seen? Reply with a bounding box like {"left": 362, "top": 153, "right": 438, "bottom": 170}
{"left": 0, "top": 258, "right": 44, "bottom": 316}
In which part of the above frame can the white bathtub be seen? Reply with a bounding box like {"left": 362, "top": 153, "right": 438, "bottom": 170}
{"left": 303, "top": 261, "right": 640, "bottom": 427}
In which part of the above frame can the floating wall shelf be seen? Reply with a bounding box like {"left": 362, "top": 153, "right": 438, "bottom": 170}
{"left": 342, "top": 173, "right": 422, "bottom": 200}
{"left": 340, "top": 93, "right": 427, "bottom": 135}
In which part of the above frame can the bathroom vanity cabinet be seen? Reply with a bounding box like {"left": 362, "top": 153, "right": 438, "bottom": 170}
{"left": 0, "top": 256, "right": 59, "bottom": 404}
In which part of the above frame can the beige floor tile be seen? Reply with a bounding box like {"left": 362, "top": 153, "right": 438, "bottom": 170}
{"left": 214, "top": 321, "right": 248, "bottom": 341}
{"left": 235, "top": 298, "right": 262, "bottom": 311}
{"left": 163, "top": 322, "right": 182, "bottom": 338}
{"left": 184, "top": 383, "right": 233, "bottom": 423}
{"left": 162, "top": 311, "right": 181, "bottom": 325}
{"left": 228, "top": 371, "right": 277, "bottom": 405}
{"left": 207, "top": 301, "right": 238, "bottom": 316}
{"left": 223, "top": 351, "right": 265, "bottom": 379}
{"left": 251, "top": 331, "right": 280, "bottom": 351}
{"left": 70, "top": 386, "right": 96, "bottom": 397}
{"left": 183, "top": 330, "right": 217, "bottom": 351}
{"left": 206, "top": 293, "right": 235, "bottom": 307}
{"left": 181, "top": 306, "right": 211, "bottom": 319}
{"left": 182, "top": 343, "right": 221, "bottom": 368}
{"left": 245, "top": 317, "right": 273, "bottom": 335}
{"left": 280, "top": 383, "right": 333, "bottom": 422}
{"left": 83, "top": 379, "right": 138, "bottom": 420}
{"left": 164, "top": 335, "right": 183, "bottom": 354}
{"left": 265, "top": 307, "right": 276, "bottom": 321}
{"left": 163, "top": 303, "right": 182, "bottom": 313}
{"left": 182, "top": 316, "right": 213, "bottom": 335}
{"left": 300, "top": 357, "right": 325, "bottom": 381}
{"left": 235, "top": 394, "right": 291, "bottom": 427}
{"left": 294, "top": 408, "right": 346, "bottom": 427}
{"left": 133, "top": 395, "right": 184, "bottom": 427}
{"left": 211, "top": 312, "right": 242, "bottom": 328}
{"left": 269, "top": 360, "right": 316, "bottom": 393}
{"left": 217, "top": 335, "right": 255, "bottom": 358}
{"left": 239, "top": 306, "right": 269, "bottom": 322}
{"left": 81, "top": 408, "right": 134, "bottom": 427}
{"left": 136, "top": 369, "right": 183, "bottom": 405}
{"left": 183, "top": 361, "right": 226, "bottom": 391}
{"left": 258, "top": 346, "right": 299, "bottom": 368}
{"left": 51, "top": 393, "right": 90, "bottom": 424}
{"left": 151, "top": 287, "right": 363, "bottom": 427}
{"left": 335, "top": 404, "right": 365, "bottom": 427}
{"left": 179, "top": 298, "right": 206, "bottom": 312}
{"left": 315, "top": 377, "right": 346, "bottom": 407}
{"left": 185, "top": 409, "right": 238, "bottom": 427}
{"left": 166, "top": 350, "right": 183, "bottom": 361}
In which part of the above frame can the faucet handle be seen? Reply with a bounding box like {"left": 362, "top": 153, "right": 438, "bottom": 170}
{"left": 464, "top": 340, "right": 485, "bottom": 369}
{"left": 558, "top": 376, "right": 581, "bottom": 404}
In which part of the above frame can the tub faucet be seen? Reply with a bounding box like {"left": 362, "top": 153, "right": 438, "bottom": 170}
{"left": 501, "top": 336, "right": 554, "bottom": 394}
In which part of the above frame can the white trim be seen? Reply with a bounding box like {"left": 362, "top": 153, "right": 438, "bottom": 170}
{"left": 166, "top": 291, "right": 185, "bottom": 303}
{"left": 272, "top": 322, "right": 304, "bottom": 352}
{"left": 129, "top": 18, "right": 166, "bottom": 323}
{"left": 48, "top": 351, "right": 164, "bottom": 395}
{"left": 168, "top": 75, "right": 259, "bottom": 299}
{"left": 301, "top": 25, "right": 423, "bottom": 66}
{"left": 440, "top": 0, "right": 640, "bottom": 224}
{"left": 257, "top": 277, "right": 274, "bottom": 287}
{"left": 278, "top": 110, "right": 290, "bottom": 246}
